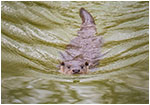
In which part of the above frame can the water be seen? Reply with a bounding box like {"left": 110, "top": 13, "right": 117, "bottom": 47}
{"left": 1, "top": 1, "right": 149, "bottom": 104}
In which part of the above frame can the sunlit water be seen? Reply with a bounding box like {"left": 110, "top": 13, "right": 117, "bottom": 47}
{"left": 1, "top": 1, "right": 149, "bottom": 104}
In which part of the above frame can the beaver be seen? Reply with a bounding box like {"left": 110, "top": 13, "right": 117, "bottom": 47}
{"left": 59, "top": 8, "right": 103, "bottom": 75}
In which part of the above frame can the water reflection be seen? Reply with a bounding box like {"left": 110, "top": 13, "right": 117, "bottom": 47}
{"left": 1, "top": 1, "right": 149, "bottom": 104}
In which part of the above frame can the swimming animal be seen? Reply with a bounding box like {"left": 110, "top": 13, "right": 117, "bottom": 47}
{"left": 59, "top": 8, "right": 103, "bottom": 75}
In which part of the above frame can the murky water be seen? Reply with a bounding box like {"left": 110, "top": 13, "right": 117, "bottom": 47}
{"left": 1, "top": 1, "right": 149, "bottom": 104}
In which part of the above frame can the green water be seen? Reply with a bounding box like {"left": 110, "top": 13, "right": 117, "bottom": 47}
{"left": 1, "top": 1, "right": 149, "bottom": 104}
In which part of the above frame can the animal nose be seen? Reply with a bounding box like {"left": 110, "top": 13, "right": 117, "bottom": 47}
{"left": 72, "top": 69, "right": 80, "bottom": 73}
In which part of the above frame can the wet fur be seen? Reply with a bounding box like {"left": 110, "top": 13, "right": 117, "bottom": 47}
{"left": 60, "top": 8, "right": 103, "bottom": 75}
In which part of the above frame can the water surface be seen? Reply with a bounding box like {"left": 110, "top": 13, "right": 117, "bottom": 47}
{"left": 1, "top": 1, "right": 149, "bottom": 104}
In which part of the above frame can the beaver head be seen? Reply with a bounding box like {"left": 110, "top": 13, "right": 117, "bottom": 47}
{"left": 60, "top": 60, "right": 89, "bottom": 75}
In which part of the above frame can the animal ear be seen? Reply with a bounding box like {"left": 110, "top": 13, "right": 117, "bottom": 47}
{"left": 61, "top": 62, "right": 65, "bottom": 66}
{"left": 85, "top": 62, "right": 89, "bottom": 66}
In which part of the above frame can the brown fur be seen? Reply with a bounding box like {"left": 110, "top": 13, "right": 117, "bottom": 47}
{"left": 60, "top": 8, "right": 103, "bottom": 75}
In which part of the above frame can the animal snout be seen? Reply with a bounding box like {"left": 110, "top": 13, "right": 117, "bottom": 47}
{"left": 72, "top": 69, "right": 80, "bottom": 73}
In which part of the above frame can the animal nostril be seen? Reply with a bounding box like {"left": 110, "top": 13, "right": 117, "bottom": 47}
{"left": 72, "top": 69, "right": 80, "bottom": 73}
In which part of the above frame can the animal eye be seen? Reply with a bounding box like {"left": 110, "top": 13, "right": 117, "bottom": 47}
{"left": 67, "top": 66, "right": 71, "bottom": 69}
{"left": 85, "top": 62, "right": 89, "bottom": 66}
{"left": 81, "top": 65, "right": 84, "bottom": 69}
{"left": 61, "top": 62, "right": 65, "bottom": 66}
